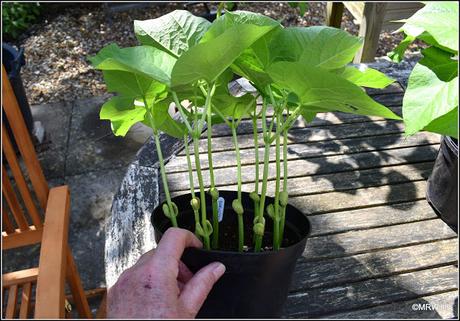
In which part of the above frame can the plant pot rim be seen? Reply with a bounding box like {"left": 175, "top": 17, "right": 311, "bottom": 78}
{"left": 152, "top": 190, "right": 312, "bottom": 256}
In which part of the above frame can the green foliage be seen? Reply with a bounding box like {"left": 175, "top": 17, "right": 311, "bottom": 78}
{"left": 402, "top": 63, "right": 458, "bottom": 138}
{"left": 267, "top": 61, "right": 401, "bottom": 120}
{"left": 134, "top": 10, "right": 211, "bottom": 58}
{"left": 2, "top": 2, "right": 41, "bottom": 39}
{"left": 90, "top": 9, "right": 401, "bottom": 251}
{"left": 288, "top": 2, "right": 308, "bottom": 16}
{"left": 388, "top": 2, "right": 458, "bottom": 138}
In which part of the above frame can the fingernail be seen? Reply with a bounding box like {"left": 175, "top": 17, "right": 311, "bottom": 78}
{"left": 212, "top": 262, "right": 226, "bottom": 278}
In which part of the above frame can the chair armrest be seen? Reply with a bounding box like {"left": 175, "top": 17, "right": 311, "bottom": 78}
{"left": 35, "top": 185, "right": 71, "bottom": 319}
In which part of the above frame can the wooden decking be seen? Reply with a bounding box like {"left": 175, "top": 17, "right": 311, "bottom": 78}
{"left": 165, "top": 81, "right": 458, "bottom": 318}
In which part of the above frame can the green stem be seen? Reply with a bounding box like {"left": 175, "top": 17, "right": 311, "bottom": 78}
{"left": 269, "top": 106, "right": 301, "bottom": 144}
{"left": 154, "top": 128, "right": 177, "bottom": 227}
{"left": 279, "top": 128, "right": 288, "bottom": 246}
{"left": 185, "top": 134, "right": 200, "bottom": 237}
{"left": 202, "top": 83, "right": 219, "bottom": 249}
{"left": 273, "top": 112, "right": 282, "bottom": 250}
{"left": 193, "top": 132, "right": 210, "bottom": 250}
{"left": 255, "top": 98, "right": 270, "bottom": 253}
{"left": 216, "top": 2, "right": 225, "bottom": 18}
{"left": 172, "top": 92, "right": 194, "bottom": 134}
{"left": 232, "top": 123, "right": 244, "bottom": 252}
{"left": 144, "top": 98, "right": 177, "bottom": 227}
{"left": 252, "top": 112, "right": 260, "bottom": 194}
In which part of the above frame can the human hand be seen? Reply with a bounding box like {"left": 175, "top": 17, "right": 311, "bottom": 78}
{"left": 107, "top": 227, "right": 226, "bottom": 319}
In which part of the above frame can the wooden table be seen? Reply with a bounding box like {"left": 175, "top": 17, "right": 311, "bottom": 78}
{"left": 106, "top": 59, "right": 458, "bottom": 318}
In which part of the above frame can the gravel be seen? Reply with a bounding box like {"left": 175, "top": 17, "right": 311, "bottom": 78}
{"left": 13, "top": 2, "right": 421, "bottom": 105}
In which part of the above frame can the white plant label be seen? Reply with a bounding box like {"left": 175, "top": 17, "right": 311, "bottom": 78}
{"left": 217, "top": 197, "right": 225, "bottom": 222}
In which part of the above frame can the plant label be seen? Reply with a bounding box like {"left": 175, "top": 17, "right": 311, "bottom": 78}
{"left": 217, "top": 197, "right": 225, "bottom": 222}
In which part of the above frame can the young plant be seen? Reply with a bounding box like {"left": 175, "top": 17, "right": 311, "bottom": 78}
{"left": 388, "top": 2, "right": 458, "bottom": 139}
{"left": 91, "top": 9, "right": 402, "bottom": 254}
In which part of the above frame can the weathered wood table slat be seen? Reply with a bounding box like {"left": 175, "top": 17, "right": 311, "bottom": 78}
{"left": 106, "top": 60, "right": 458, "bottom": 318}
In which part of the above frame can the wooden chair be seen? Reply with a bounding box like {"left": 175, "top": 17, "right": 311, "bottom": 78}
{"left": 2, "top": 65, "right": 94, "bottom": 319}
{"left": 326, "top": 2, "right": 424, "bottom": 62}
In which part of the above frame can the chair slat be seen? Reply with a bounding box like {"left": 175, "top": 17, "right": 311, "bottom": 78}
{"left": 2, "top": 124, "right": 43, "bottom": 228}
{"left": 66, "top": 248, "right": 92, "bottom": 318}
{"left": 2, "top": 268, "right": 39, "bottom": 287}
{"left": 2, "top": 205, "right": 16, "bottom": 234}
{"left": 6, "top": 284, "right": 19, "bottom": 318}
{"left": 19, "top": 282, "right": 32, "bottom": 318}
{"left": 2, "top": 166, "right": 30, "bottom": 231}
{"left": 2, "top": 65, "right": 49, "bottom": 210}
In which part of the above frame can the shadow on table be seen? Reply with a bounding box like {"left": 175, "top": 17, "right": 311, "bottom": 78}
{"left": 286, "top": 112, "right": 438, "bottom": 211}
{"left": 281, "top": 205, "right": 457, "bottom": 318}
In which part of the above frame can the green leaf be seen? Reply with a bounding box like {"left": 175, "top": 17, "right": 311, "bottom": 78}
{"left": 299, "top": 110, "right": 317, "bottom": 123}
{"left": 102, "top": 70, "right": 167, "bottom": 98}
{"left": 334, "top": 66, "right": 395, "bottom": 88}
{"left": 419, "top": 46, "right": 458, "bottom": 82}
{"left": 171, "top": 23, "right": 277, "bottom": 87}
{"left": 200, "top": 10, "right": 280, "bottom": 42}
{"left": 422, "top": 106, "right": 458, "bottom": 138}
{"left": 134, "top": 10, "right": 211, "bottom": 58}
{"left": 270, "top": 26, "right": 363, "bottom": 69}
{"left": 402, "top": 63, "right": 458, "bottom": 138}
{"left": 388, "top": 34, "right": 416, "bottom": 62}
{"left": 396, "top": 2, "right": 458, "bottom": 52}
{"left": 212, "top": 93, "right": 256, "bottom": 120}
{"left": 100, "top": 96, "right": 146, "bottom": 137}
{"left": 149, "top": 99, "right": 187, "bottom": 138}
{"left": 267, "top": 61, "right": 401, "bottom": 120}
{"left": 89, "top": 44, "right": 176, "bottom": 87}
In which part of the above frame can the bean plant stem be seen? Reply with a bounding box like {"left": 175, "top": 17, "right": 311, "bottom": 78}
{"left": 231, "top": 123, "right": 244, "bottom": 252}
{"left": 205, "top": 83, "right": 219, "bottom": 249}
{"left": 252, "top": 113, "right": 260, "bottom": 194}
{"left": 144, "top": 98, "right": 177, "bottom": 227}
{"left": 254, "top": 98, "right": 270, "bottom": 252}
{"left": 154, "top": 127, "right": 177, "bottom": 227}
{"left": 193, "top": 132, "right": 210, "bottom": 249}
{"left": 273, "top": 112, "right": 282, "bottom": 250}
{"left": 184, "top": 134, "right": 200, "bottom": 237}
{"left": 279, "top": 127, "right": 289, "bottom": 245}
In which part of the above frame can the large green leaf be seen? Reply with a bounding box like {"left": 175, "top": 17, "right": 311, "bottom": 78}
{"left": 267, "top": 61, "right": 401, "bottom": 119}
{"left": 89, "top": 44, "right": 176, "bottom": 86}
{"left": 200, "top": 10, "right": 282, "bottom": 89}
{"left": 134, "top": 10, "right": 211, "bottom": 58}
{"left": 334, "top": 66, "right": 395, "bottom": 89}
{"left": 419, "top": 46, "right": 458, "bottom": 82}
{"left": 403, "top": 63, "right": 458, "bottom": 138}
{"left": 100, "top": 96, "right": 146, "bottom": 137}
{"left": 171, "top": 23, "right": 277, "bottom": 88}
{"left": 269, "top": 26, "right": 363, "bottom": 69}
{"left": 102, "top": 70, "right": 167, "bottom": 98}
{"left": 396, "top": 2, "right": 458, "bottom": 52}
{"left": 200, "top": 10, "right": 280, "bottom": 42}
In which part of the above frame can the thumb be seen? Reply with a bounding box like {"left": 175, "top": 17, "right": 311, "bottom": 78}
{"left": 179, "top": 262, "right": 226, "bottom": 316}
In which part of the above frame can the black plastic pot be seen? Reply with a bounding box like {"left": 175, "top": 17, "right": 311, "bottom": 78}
{"left": 426, "top": 136, "right": 458, "bottom": 232}
{"left": 151, "top": 190, "right": 311, "bottom": 318}
{"left": 2, "top": 43, "right": 34, "bottom": 145}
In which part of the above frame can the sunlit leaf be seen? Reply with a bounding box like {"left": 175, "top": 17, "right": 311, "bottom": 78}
{"left": 267, "top": 61, "right": 401, "bottom": 119}
{"left": 403, "top": 63, "right": 458, "bottom": 138}
{"left": 134, "top": 10, "right": 211, "bottom": 57}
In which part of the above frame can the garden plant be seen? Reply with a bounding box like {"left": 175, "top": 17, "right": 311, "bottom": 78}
{"left": 389, "top": 1, "right": 458, "bottom": 229}
{"left": 90, "top": 8, "right": 401, "bottom": 317}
